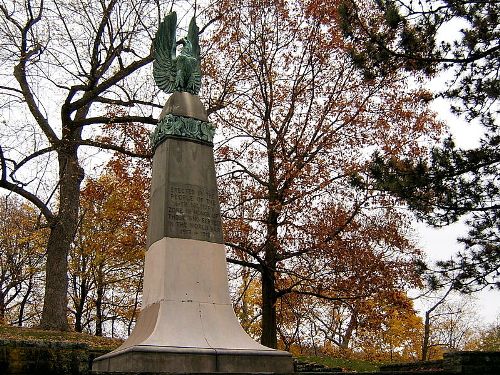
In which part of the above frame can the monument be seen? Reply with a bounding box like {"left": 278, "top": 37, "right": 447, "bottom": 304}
{"left": 92, "top": 12, "right": 293, "bottom": 373}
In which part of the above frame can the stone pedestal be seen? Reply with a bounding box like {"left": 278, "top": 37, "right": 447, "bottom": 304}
{"left": 91, "top": 93, "right": 293, "bottom": 373}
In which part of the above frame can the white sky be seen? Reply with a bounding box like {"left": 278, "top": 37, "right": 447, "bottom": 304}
{"left": 415, "top": 220, "right": 500, "bottom": 324}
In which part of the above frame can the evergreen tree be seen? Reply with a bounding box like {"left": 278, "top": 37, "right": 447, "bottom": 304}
{"left": 335, "top": 0, "right": 499, "bottom": 291}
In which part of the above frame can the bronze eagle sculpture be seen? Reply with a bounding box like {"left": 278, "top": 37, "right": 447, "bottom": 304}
{"left": 153, "top": 12, "right": 201, "bottom": 95}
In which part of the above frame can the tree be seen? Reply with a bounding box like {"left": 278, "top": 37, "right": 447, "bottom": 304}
{"left": 353, "top": 293, "right": 423, "bottom": 362}
{"left": 0, "top": 195, "right": 46, "bottom": 325}
{"left": 0, "top": 0, "right": 160, "bottom": 329}
{"left": 468, "top": 316, "right": 500, "bottom": 351}
{"left": 69, "top": 151, "right": 149, "bottom": 336}
{"left": 330, "top": 0, "right": 498, "bottom": 127}
{"left": 203, "top": 0, "right": 441, "bottom": 348}
{"left": 415, "top": 261, "right": 483, "bottom": 360}
{"left": 330, "top": 1, "right": 499, "bottom": 291}
{"left": 273, "top": 211, "right": 425, "bottom": 353}
{"left": 357, "top": 144, "right": 499, "bottom": 291}
{"left": 420, "top": 284, "right": 454, "bottom": 361}
{"left": 231, "top": 267, "right": 264, "bottom": 340}
{"left": 421, "top": 295, "right": 479, "bottom": 360}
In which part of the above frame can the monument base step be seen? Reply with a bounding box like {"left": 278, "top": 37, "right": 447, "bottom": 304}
{"left": 92, "top": 373, "right": 298, "bottom": 375}
{"left": 91, "top": 346, "right": 294, "bottom": 374}
{"left": 90, "top": 372, "right": 462, "bottom": 375}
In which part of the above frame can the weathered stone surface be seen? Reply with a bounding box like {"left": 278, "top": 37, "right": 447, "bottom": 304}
{"left": 147, "top": 138, "right": 223, "bottom": 247}
{"left": 216, "top": 351, "right": 295, "bottom": 373}
{"left": 293, "top": 358, "right": 342, "bottom": 372}
{"left": 380, "top": 359, "right": 443, "bottom": 372}
{"left": 91, "top": 238, "right": 293, "bottom": 373}
{"left": 443, "top": 351, "right": 500, "bottom": 375}
{"left": 92, "top": 348, "right": 216, "bottom": 373}
{"left": 92, "top": 347, "right": 293, "bottom": 373}
{"left": 377, "top": 351, "right": 500, "bottom": 375}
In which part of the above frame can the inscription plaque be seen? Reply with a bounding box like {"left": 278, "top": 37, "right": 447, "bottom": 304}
{"left": 167, "top": 182, "right": 223, "bottom": 242}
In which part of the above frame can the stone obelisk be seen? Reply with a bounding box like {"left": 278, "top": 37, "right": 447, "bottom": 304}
{"left": 92, "top": 12, "right": 293, "bottom": 374}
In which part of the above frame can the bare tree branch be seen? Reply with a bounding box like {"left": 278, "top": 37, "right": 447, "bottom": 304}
{"left": 0, "top": 85, "right": 23, "bottom": 95}
{"left": 74, "top": 115, "right": 156, "bottom": 127}
{"left": 94, "top": 96, "right": 162, "bottom": 109}
{"left": 68, "top": 54, "right": 154, "bottom": 112}
{"left": 10, "top": 147, "right": 55, "bottom": 177}
{"left": 226, "top": 257, "right": 261, "bottom": 271}
{"left": 0, "top": 180, "right": 55, "bottom": 223}
{"left": 79, "top": 139, "right": 152, "bottom": 159}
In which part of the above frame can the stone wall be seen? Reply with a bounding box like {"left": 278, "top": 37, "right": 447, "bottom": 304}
{"left": 1, "top": 341, "right": 498, "bottom": 375}
{"left": 0, "top": 339, "right": 107, "bottom": 375}
{"left": 380, "top": 359, "right": 443, "bottom": 372}
{"left": 443, "top": 351, "right": 500, "bottom": 374}
{"left": 380, "top": 351, "right": 500, "bottom": 375}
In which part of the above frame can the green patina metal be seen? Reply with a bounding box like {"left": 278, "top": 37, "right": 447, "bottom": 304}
{"left": 153, "top": 12, "right": 201, "bottom": 95}
{"left": 152, "top": 12, "right": 212, "bottom": 149}
{"left": 151, "top": 114, "right": 215, "bottom": 148}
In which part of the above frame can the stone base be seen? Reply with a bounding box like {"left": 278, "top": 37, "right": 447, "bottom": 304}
{"left": 92, "top": 238, "right": 294, "bottom": 373}
{"left": 91, "top": 346, "right": 293, "bottom": 373}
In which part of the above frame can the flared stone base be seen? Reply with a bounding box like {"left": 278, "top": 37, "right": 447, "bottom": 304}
{"left": 91, "top": 346, "right": 293, "bottom": 373}
{"left": 91, "top": 238, "right": 293, "bottom": 373}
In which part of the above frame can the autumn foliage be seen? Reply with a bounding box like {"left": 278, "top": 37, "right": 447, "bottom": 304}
{"left": 202, "top": 0, "right": 442, "bottom": 350}
{"left": 67, "top": 120, "right": 151, "bottom": 336}
{"left": 0, "top": 197, "right": 47, "bottom": 325}
{"left": 68, "top": 155, "right": 149, "bottom": 336}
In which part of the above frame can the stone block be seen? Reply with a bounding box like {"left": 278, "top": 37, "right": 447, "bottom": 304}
{"left": 147, "top": 138, "right": 223, "bottom": 247}
{"left": 92, "top": 346, "right": 293, "bottom": 373}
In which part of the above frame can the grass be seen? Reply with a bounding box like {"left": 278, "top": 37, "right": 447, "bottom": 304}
{"left": 297, "top": 355, "right": 382, "bottom": 372}
{"left": 0, "top": 324, "right": 122, "bottom": 351}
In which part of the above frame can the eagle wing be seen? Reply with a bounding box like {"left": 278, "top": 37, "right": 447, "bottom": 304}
{"left": 186, "top": 16, "right": 201, "bottom": 94}
{"left": 153, "top": 12, "right": 177, "bottom": 93}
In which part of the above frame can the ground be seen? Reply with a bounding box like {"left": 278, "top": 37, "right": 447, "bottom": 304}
{"left": 0, "top": 325, "right": 122, "bottom": 351}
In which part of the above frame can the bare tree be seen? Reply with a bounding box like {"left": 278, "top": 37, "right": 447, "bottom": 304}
{"left": 421, "top": 290, "right": 479, "bottom": 360}
{"left": 0, "top": 0, "right": 166, "bottom": 330}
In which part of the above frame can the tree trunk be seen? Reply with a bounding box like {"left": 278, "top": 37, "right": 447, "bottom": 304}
{"left": 340, "top": 308, "right": 358, "bottom": 349}
{"left": 17, "top": 277, "right": 33, "bottom": 326}
{"left": 75, "top": 306, "right": 83, "bottom": 332}
{"left": 421, "top": 286, "right": 453, "bottom": 361}
{"left": 422, "top": 310, "right": 431, "bottom": 361}
{"left": 0, "top": 293, "right": 5, "bottom": 324}
{"left": 261, "top": 154, "right": 280, "bottom": 348}
{"left": 95, "top": 264, "right": 104, "bottom": 336}
{"left": 75, "top": 270, "right": 90, "bottom": 332}
{"left": 95, "top": 289, "right": 103, "bottom": 336}
{"left": 40, "top": 147, "right": 83, "bottom": 330}
{"left": 128, "top": 285, "right": 141, "bottom": 336}
{"left": 261, "top": 266, "right": 277, "bottom": 348}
